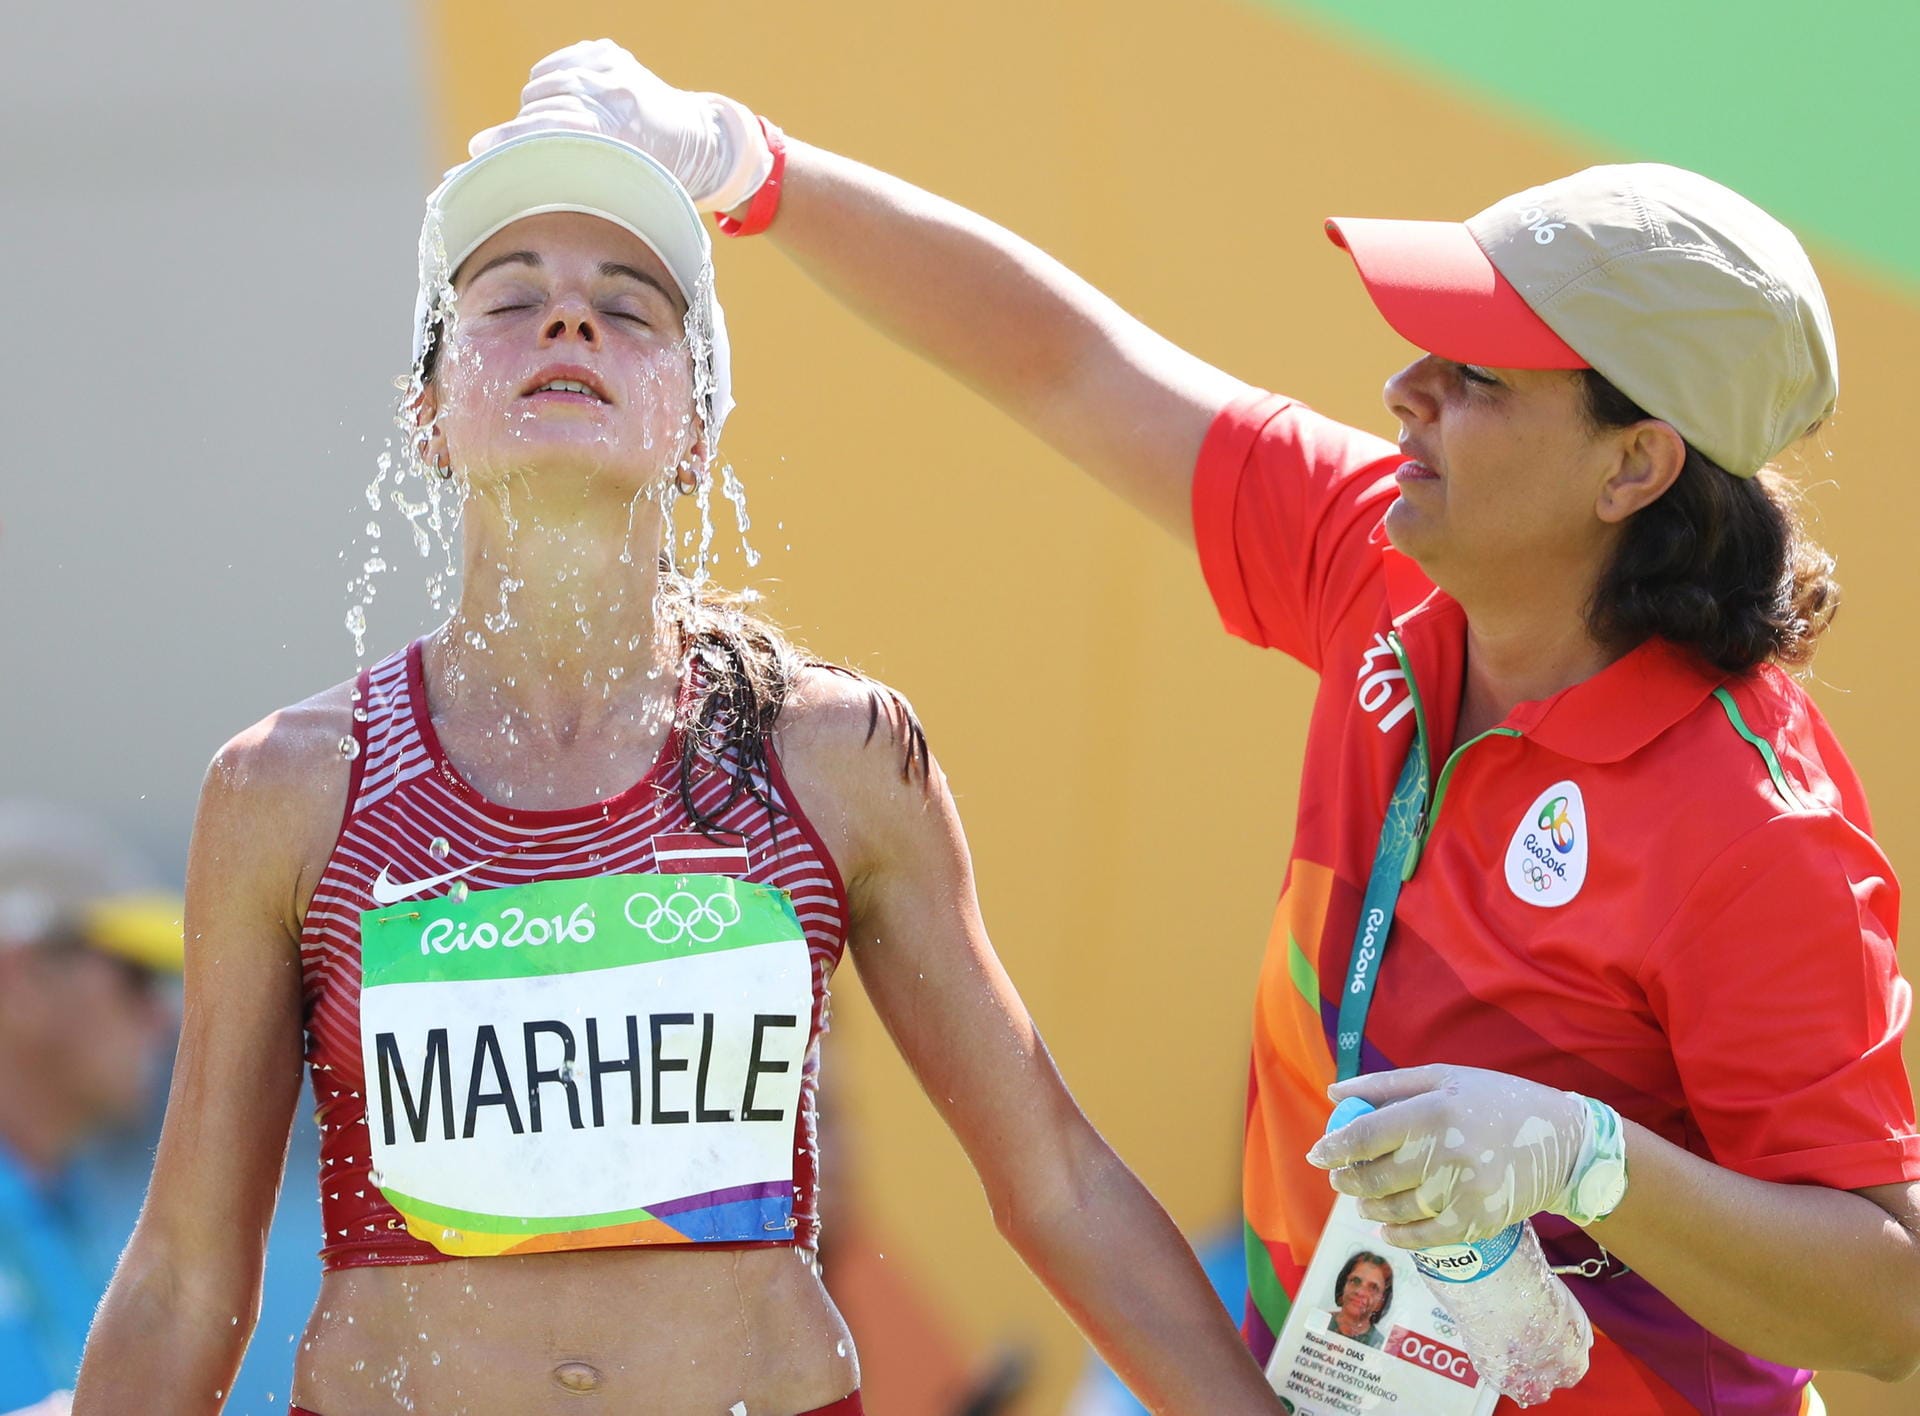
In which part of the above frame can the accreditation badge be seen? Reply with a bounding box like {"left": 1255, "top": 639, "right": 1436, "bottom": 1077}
{"left": 1264, "top": 1196, "right": 1498, "bottom": 1416}
{"left": 358, "top": 873, "right": 813, "bottom": 1257}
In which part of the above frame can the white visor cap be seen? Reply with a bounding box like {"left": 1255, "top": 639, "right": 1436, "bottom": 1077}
{"left": 410, "top": 130, "right": 734, "bottom": 448}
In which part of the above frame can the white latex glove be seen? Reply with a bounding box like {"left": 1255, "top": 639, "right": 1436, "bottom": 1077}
{"left": 466, "top": 38, "right": 773, "bottom": 212}
{"left": 1305, "top": 1064, "right": 1590, "bottom": 1248}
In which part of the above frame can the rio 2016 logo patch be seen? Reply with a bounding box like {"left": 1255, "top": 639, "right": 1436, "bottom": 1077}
{"left": 1504, "top": 780, "right": 1588, "bottom": 908}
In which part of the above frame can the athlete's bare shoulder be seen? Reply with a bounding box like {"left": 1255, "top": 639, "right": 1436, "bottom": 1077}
{"left": 777, "top": 663, "right": 933, "bottom": 792}
{"left": 775, "top": 664, "right": 943, "bottom": 901}
{"left": 199, "top": 675, "right": 361, "bottom": 932}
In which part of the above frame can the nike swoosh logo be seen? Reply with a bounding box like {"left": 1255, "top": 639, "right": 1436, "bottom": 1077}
{"left": 369, "top": 858, "right": 494, "bottom": 906}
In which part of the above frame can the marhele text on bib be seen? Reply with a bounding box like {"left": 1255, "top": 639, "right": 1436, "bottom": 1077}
{"left": 358, "top": 873, "right": 813, "bottom": 1256}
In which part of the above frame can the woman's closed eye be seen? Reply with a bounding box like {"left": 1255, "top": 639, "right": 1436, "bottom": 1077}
{"left": 465, "top": 286, "right": 544, "bottom": 317}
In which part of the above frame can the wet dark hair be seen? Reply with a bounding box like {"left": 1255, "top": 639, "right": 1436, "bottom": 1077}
{"left": 419, "top": 315, "right": 446, "bottom": 384}
{"left": 1334, "top": 1251, "right": 1393, "bottom": 1325}
{"left": 658, "top": 569, "right": 929, "bottom": 838}
{"left": 1581, "top": 370, "right": 1839, "bottom": 674}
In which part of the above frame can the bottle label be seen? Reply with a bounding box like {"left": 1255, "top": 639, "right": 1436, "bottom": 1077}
{"left": 1408, "top": 1224, "right": 1524, "bottom": 1285}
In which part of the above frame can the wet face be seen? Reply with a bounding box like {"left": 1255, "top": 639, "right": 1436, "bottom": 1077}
{"left": 1340, "top": 1260, "right": 1388, "bottom": 1324}
{"left": 425, "top": 211, "right": 699, "bottom": 490}
{"left": 1379, "top": 358, "right": 1648, "bottom": 604}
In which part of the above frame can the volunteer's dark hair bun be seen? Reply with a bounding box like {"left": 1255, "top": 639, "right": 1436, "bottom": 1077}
{"left": 1583, "top": 370, "right": 1838, "bottom": 674}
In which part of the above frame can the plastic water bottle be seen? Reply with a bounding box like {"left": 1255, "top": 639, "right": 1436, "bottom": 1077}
{"left": 1327, "top": 1097, "right": 1591, "bottom": 1405}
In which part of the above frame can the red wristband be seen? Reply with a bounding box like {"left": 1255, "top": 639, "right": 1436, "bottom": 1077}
{"left": 715, "top": 117, "right": 786, "bottom": 238}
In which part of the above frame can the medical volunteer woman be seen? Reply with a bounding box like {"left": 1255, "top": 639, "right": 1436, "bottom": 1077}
{"left": 476, "top": 39, "right": 1920, "bottom": 1413}
{"left": 72, "top": 131, "right": 1285, "bottom": 1415}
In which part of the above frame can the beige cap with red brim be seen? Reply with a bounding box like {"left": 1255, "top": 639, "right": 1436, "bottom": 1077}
{"left": 1325, "top": 163, "right": 1838, "bottom": 477}
{"left": 1325, "top": 217, "right": 1587, "bottom": 371}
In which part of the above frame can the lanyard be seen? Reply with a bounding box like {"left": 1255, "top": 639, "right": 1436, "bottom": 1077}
{"left": 1333, "top": 726, "right": 1430, "bottom": 1081}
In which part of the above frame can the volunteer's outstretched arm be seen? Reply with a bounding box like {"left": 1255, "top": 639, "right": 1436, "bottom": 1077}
{"left": 471, "top": 40, "right": 1253, "bottom": 542}
{"left": 756, "top": 141, "right": 1249, "bottom": 539}
{"left": 777, "top": 671, "right": 1281, "bottom": 1415}
{"left": 74, "top": 691, "right": 350, "bottom": 1412}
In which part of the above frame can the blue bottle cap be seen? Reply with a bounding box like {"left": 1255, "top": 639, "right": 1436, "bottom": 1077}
{"left": 1326, "top": 1096, "right": 1376, "bottom": 1134}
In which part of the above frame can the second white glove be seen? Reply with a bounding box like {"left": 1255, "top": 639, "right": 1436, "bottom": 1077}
{"left": 1305, "top": 1064, "right": 1594, "bottom": 1248}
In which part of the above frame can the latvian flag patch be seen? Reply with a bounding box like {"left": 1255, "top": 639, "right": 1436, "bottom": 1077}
{"left": 650, "top": 831, "right": 751, "bottom": 876}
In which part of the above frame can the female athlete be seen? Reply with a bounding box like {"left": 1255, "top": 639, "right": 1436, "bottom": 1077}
{"left": 72, "top": 130, "right": 1282, "bottom": 1415}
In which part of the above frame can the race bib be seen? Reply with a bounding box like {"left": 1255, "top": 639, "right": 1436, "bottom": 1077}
{"left": 358, "top": 873, "right": 812, "bottom": 1257}
{"left": 1264, "top": 1196, "right": 1498, "bottom": 1416}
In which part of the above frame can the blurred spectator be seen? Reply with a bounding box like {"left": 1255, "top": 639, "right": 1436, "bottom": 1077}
{"left": 0, "top": 803, "right": 181, "bottom": 1411}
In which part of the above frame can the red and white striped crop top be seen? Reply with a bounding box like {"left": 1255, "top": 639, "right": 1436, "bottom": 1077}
{"left": 299, "top": 638, "right": 849, "bottom": 1270}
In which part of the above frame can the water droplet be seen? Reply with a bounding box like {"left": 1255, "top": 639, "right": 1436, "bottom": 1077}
{"left": 429, "top": 837, "right": 451, "bottom": 858}
{"left": 449, "top": 882, "right": 469, "bottom": 903}
{"left": 338, "top": 736, "right": 361, "bottom": 761}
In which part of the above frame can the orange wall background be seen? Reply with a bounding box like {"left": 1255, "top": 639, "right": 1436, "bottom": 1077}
{"left": 423, "top": 4, "right": 1919, "bottom": 1411}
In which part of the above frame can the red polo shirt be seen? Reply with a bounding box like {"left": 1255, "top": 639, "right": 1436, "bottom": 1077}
{"left": 1194, "top": 391, "right": 1919, "bottom": 1414}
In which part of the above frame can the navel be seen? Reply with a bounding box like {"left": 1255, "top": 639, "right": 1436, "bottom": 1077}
{"left": 551, "top": 1360, "right": 605, "bottom": 1394}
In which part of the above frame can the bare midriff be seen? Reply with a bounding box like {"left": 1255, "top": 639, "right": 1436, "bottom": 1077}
{"left": 288, "top": 1246, "right": 857, "bottom": 1414}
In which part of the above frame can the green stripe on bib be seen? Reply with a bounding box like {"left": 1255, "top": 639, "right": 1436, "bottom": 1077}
{"left": 362, "top": 874, "right": 800, "bottom": 986}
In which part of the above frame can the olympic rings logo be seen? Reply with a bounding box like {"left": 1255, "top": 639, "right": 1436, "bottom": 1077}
{"left": 1521, "top": 861, "right": 1557, "bottom": 893}
{"left": 1537, "top": 796, "right": 1576, "bottom": 854}
{"left": 623, "top": 888, "right": 743, "bottom": 945}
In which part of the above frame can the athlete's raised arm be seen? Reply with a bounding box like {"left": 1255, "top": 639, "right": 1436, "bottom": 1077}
{"left": 775, "top": 670, "right": 1281, "bottom": 1414}
{"left": 74, "top": 691, "right": 347, "bottom": 1411}
{"left": 470, "top": 40, "right": 1254, "bottom": 543}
